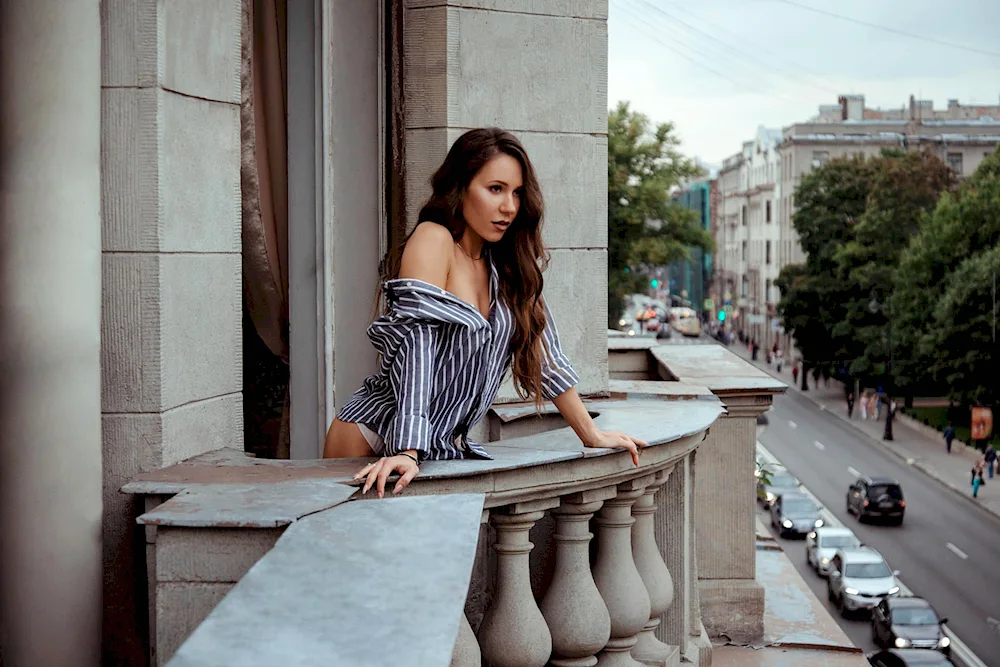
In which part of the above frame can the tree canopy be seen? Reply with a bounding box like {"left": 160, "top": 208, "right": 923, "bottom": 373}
{"left": 778, "top": 145, "right": 1000, "bottom": 409}
{"left": 608, "top": 101, "right": 713, "bottom": 326}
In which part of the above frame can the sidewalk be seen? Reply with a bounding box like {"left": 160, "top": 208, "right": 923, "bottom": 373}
{"left": 723, "top": 341, "right": 1000, "bottom": 519}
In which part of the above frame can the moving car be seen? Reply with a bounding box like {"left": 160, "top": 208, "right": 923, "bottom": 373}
{"left": 872, "top": 597, "right": 950, "bottom": 654}
{"left": 770, "top": 492, "right": 823, "bottom": 537}
{"left": 757, "top": 467, "right": 801, "bottom": 506}
{"left": 827, "top": 547, "right": 900, "bottom": 617}
{"left": 847, "top": 476, "right": 906, "bottom": 525}
{"left": 806, "top": 526, "right": 861, "bottom": 576}
{"left": 867, "top": 648, "right": 956, "bottom": 666}
{"left": 673, "top": 315, "right": 702, "bottom": 337}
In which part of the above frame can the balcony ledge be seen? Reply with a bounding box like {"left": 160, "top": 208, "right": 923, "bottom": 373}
{"left": 127, "top": 396, "right": 723, "bottom": 525}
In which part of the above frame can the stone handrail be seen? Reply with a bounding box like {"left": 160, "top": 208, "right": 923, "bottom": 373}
{"left": 127, "top": 396, "right": 724, "bottom": 666}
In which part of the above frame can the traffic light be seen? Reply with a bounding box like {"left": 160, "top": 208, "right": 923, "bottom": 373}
{"left": 650, "top": 279, "right": 659, "bottom": 288}
{"left": 718, "top": 309, "right": 726, "bottom": 322}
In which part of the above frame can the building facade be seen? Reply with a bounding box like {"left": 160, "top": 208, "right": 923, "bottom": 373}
{"left": 1, "top": 1, "right": 612, "bottom": 663}
{"left": 670, "top": 180, "right": 713, "bottom": 314}
{"left": 714, "top": 126, "right": 781, "bottom": 347}
{"left": 713, "top": 95, "right": 1000, "bottom": 356}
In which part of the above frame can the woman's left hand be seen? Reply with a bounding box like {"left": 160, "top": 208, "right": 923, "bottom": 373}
{"left": 583, "top": 430, "right": 647, "bottom": 466}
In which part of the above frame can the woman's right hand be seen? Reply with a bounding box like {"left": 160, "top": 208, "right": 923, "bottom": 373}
{"left": 353, "top": 454, "right": 420, "bottom": 499}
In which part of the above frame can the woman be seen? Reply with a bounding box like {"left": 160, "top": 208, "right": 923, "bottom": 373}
{"left": 323, "top": 128, "right": 647, "bottom": 498}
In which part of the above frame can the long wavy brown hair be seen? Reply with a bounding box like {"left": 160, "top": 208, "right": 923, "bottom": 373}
{"left": 378, "top": 128, "right": 551, "bottom": 406}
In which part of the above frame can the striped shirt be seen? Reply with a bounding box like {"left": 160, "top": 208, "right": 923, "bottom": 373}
{"left": 337, "top": 258, "right": 579, "bottom": 460}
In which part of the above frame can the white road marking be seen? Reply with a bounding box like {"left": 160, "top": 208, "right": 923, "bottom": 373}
{"left": 905, "top": 457, "right": 915, "bottom": 465}
{"left": 819, "top": 404, "right": 827, "bottom": 411}
{"left": 946, "top": 542, "right": 969, "bottom": 560}
{"left": 847, "top": 466, "right": 861, "bottom": 478}
{"left": 788, "top": 420, "right": 797, "bottom": 429}
{"left": 814, "top": 440, "right": 826, "bottom": 450}
{"left": 760, "top": 445, "right": 988, "bottom": 667}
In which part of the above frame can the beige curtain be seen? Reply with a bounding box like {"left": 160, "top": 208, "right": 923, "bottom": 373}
{"left": 241, "top": 0, "right": 289, "bottom": 362}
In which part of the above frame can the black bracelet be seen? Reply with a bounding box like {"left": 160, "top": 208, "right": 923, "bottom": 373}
{"left": 398, "top": 451, "right": 419, "bottom": 465}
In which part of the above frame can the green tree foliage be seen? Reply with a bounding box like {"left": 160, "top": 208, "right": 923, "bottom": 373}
{"left": 894, "top": 148, "right": 1000, "bottom": 394}
{"left": 608, "top": 101, "right": 713, "bottom": 326}
{"left": 777, "top": 155, "right": 872, "bottom": 373}
{"left": 924, "top": 245, "right": 1000, "bottom": 405}
{"left": 775, "top": 263, "right": 826, "bottom": 366}
{"left": 834, "top": 150, "right": 955, "bottom": 380}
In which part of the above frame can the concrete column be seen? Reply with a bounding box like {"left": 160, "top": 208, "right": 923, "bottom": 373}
{"left": 593, "top": 481, "right": 652, "bottom": 667}
{"left": 655, "top": 453, "right": 694, "bottom": 660}
{"left": 401, "top": 0, "right": 611, "bottom": 399}
{"left": 695, "top": 394, "right": 771, "bottom": 642}
{"left": 478, "top": 509, "right": 553, "bottom": 667}
{"left": 100, "top": 1, "right": 243, "bottom": 661}
{"left": 631, "top": 468, "right": 675, "bottom": 665}
{"left": 541, "top": 489, "right": 614, "bottom": 667}
{"left": 0, "top": 2, "right": 103, "bottom": 665}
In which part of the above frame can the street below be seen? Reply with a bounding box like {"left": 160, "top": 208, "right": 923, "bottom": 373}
{"left": 758, "top": 389, "right": 1000, "bottom": 666}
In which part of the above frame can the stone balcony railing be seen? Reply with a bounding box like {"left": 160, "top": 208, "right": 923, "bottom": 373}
{"left": 123, "top": 342, "right": 783, "bottom": 667}
{"left": 125, "top": 395, "right": 722, "bottom": 667}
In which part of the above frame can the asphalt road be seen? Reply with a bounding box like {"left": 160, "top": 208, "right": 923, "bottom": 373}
{"left": 758, "top": 389, "right": 1000, "bottom": 666}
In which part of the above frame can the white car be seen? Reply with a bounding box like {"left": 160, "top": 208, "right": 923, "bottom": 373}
{"left": 827, "top": 547, "right": 901, "bottom": 617}
{"left": 806, "top": 526, "right": 861, "bottom": 577}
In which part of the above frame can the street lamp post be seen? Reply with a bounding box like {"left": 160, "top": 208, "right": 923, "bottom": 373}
{"left": 869, "top": 289, "right": 895, "bottom": 441}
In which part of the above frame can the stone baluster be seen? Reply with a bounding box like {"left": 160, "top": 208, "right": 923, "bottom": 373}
{"left": 593, "top": 478, "right": 654, "bottom": 667}
{"left": 631, "top": 468, "right": 676, "bottom": 665}
{"left": 478, "top": 500, "right": 557, "bottom": 667}
{"left": 450, "top": 612, "right": 480, "bottom": 667}
{"left": 540, "top": 489, "right": 616, "bottom": 667}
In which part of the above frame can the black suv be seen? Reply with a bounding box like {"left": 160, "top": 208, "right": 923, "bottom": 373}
{"left": 847, "top": 476, "right": 905, "bottom": 525}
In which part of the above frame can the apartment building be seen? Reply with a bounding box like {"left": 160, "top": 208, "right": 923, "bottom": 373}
{"left": 714, "top": 126, "right": 782, "bottom": 347}
{"left": 714, "top": 94, "right": 1000, "bottom": 355}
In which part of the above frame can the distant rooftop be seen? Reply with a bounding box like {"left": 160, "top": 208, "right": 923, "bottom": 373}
{"left": 808, "top": 93, "right": 1000, "bottom": 124}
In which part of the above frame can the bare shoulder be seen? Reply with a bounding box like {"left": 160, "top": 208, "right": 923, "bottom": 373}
{"left": 398, "top": 221, "right": 453, "bottom": 289}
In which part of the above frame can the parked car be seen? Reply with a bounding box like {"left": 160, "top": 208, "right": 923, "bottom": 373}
{"left": 770, "top": 492, "right": 823, "bottom": 537}
{"left": 872, "top": 597, "right": 950, "bottom": 654}
{"left": 806, "top": 526, "right": 861, "bottom": 576}
{"left": 757, "top": 467, "right": 801, "bottom": 506}
{"left": 847, "top": 476, "right": 906, "bottom": 525}
{"left": 827, "top": 547, "right": 900, "bottom": 617}
{"left": 867, "top": 648, "right": 955, "bottom": 666}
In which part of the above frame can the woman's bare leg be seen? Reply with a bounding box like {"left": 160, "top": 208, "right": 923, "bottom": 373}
{"left": 323, "top": 418, "right": 376, "bottom": 459}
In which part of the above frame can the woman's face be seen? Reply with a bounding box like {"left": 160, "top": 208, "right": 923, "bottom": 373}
{"left": 462, "top": 153, "right": 523, "bottom": 244}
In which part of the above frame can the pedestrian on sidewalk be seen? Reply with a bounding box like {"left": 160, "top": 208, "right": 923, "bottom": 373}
{"left": 883, "top": 399, "right": 897, "bottom": 441}
{"left": 943, "top": 424, "right": 956, "bottom": 454}
{"left": 792, "top": 364, "right": 799, "bottom": 385}
{"left": 972, "top": 460, "right": 986, "bottom": 498}
{"left": 846, "top": 391, "right": 855, "bottom": 419}
{"left": 751, "top": 339, "right": 759, "bottom": 361}
{"left": 860, "top": 392, "right": 870, "bottom": 421}
{"left": 986, "top": 444, "right": 997, "bottom": 479}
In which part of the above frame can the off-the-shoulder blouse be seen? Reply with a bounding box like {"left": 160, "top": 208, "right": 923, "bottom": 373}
{"left": 336, "top": 257, "right": 579, "bottom": 460}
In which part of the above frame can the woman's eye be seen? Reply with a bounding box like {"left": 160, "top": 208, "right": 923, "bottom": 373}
{"left": 490, "top": 185, "right": 502, "bottom": 193}
{"left": 513, "top": 189, "right": 522, "bottom": 198}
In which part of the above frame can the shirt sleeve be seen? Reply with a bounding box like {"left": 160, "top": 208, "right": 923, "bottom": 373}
{"left": 540, "top": 299, "right": 580, "bottom": 400}
{"left": 384, "top": 322, "right": 438, "bottom": 459}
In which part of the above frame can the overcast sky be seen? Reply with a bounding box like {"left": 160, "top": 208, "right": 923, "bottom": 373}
{"left": 608, "top": 0, "right": 1000, "bottom": 165}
